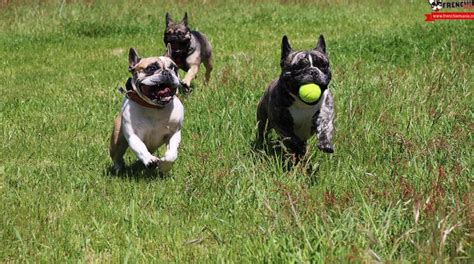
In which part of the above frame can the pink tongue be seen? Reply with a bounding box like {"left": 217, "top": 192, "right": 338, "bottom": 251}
{"left": 157, "top": 87, "right": 171, "bottom": 97}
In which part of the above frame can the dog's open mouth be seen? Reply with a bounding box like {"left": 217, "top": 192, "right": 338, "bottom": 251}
{"left": 139, "top": 83, "right": 176, "bottom": 104}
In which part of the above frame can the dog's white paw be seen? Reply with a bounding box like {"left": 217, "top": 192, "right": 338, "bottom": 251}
{"left": 144, "top": 156, "right": 160, "bottom": 168}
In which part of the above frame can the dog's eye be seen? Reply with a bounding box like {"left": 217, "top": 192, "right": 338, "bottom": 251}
{"left": 171, "top": 65, "right": 178, "bottom": 73}
{"left": 311, "top": 57, "right": 328, "bottom": 69}
{"left": 145, "top": 65, "right": 159, "bottom": 74}
{"left": 295, "top": 59, "right": 309, "bottom": 69}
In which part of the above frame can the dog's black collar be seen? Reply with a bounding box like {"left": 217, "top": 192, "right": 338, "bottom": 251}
{"left": 125, "top": 77, "right": 133, "bottom": 91}
{"left": 168, "top": 42, "right": 194, "bottom": 72}
{"left": 167, "top": 40, "right": 194, "bottom": 56}
{"left": 171, "top": 47, "right": 195, "bottom": 57}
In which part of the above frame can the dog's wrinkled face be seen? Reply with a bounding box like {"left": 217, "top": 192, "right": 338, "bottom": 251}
{"left": 164, "top": 12, "right": 192, "bottom": 50}
{"left": 128, "top": 48, "right": 180, "bottom": 106}
{"left": 280, "top": 35, "right": 331, "bottom": 103}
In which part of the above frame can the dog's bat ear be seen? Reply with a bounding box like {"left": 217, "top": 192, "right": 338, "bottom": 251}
{"left": 166, "top": 12, "right": 172, "bottom": 27}
{"left": 128, "top": 48, "right": 140, "bottom": 72}
{"left": 164, "top": 43, "right": 172, "bottom": 58}
{"left": 280, "top": 35, "right": 292, "bottom": 67}
{"left": 182, "top": 12, "right": 188, "bottom": 27}
{"left": 315, "top": 34, "right": 326, "bottom": 53}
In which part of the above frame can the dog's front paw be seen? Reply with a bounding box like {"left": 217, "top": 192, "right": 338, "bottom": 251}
{"left": 317, "top": 142, "right": 334, "bottom": 153}
{"left": 144, "top": 157, "right": 161, "bottom": 168}
{"left": 179, "top": 81, "right": 191, "bottom": 94}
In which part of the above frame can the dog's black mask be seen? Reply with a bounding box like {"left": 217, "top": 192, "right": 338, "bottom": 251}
{"left": 164, "top": 12, "right": 192, "bottom": 51}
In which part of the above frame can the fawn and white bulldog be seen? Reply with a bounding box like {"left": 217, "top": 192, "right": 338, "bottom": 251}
{"left": 110, "top": 46, "right": 184, "bottom": 173}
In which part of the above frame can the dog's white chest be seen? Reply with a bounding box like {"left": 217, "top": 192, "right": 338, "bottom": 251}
{"left": 288, "top": 95, "right": 323, "bottom": 141}
{"left": 121, "top": 97, "right": 183, "bottom": 151}
{"left": 139, "top": 113, "right": 175, "bottom": 146}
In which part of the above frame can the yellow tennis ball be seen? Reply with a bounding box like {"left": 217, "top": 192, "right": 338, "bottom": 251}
{"left": 299, "top": 83, "right": 321, "bottom": 103}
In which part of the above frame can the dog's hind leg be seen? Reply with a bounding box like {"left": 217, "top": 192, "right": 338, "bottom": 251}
{"left": 203, "top": 55, "right": 213, "bottom": 85}
{"left": 109, "top": 113, "right": 128, "bottom": 172}
{"left": 256, "top": 100, "right": 269, "bottom": 148}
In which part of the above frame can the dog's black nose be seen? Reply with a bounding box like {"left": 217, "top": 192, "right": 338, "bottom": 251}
{"left": 162, "top": 69, "right": 171, "bottom": 76}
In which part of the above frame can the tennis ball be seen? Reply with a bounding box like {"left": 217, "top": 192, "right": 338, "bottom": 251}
{"left": 299, "top": 83, "right": 321, "bottom": 103}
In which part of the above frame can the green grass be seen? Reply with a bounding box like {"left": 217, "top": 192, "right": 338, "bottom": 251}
{"left": 1, "top": 0, "right": 473, "bottom": 262}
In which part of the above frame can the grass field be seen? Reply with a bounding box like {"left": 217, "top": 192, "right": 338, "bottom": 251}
{"left": 1, "top": 0, "right": 473, "bottom": 262}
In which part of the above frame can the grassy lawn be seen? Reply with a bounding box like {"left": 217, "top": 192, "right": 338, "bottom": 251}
{"left": 1, "top": 0, "right": 472, "bottom": 262}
